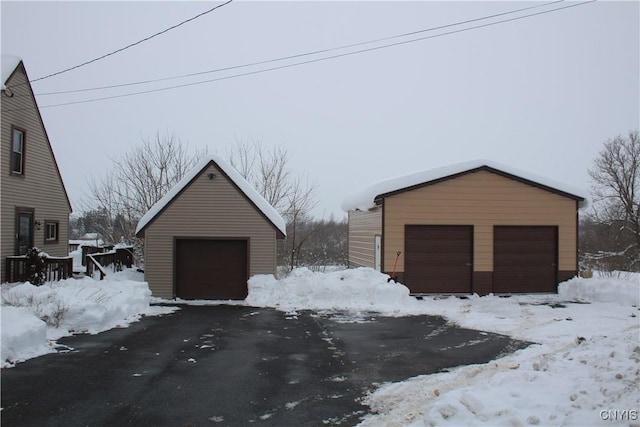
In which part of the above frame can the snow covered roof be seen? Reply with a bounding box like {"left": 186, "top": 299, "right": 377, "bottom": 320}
{"left": 341, "top": 159, "right": 588, "bottom": 212}
{"left": 2, "top": 55, "right": 22, "bottom": 90}
{"left": 135, "top": 154, "right": 287, "bottom": 237}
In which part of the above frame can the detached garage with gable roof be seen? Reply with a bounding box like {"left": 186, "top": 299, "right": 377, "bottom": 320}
{"left": 342, "top": 160, "right": 587, "bottom": 295}
{"left": 136, "top": 155, "right": 286, "bottom": 300}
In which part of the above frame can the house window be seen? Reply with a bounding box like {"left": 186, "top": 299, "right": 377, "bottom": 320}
{"left": 44, "top": 220, "right": 59, "bottom": 243}
{"left": 11, "top": 127, "right": 25, "bottom": 175}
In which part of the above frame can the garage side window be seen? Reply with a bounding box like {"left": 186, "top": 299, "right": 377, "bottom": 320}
{"left": 11, "top": 127, "right": 26, "bottom": 175}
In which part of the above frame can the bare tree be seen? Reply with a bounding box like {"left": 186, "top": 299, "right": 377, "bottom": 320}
{"left": 227, "top": 138, "right": 318, "bottom": 271}
{"left": 85, "top": 132, "right": 205, "bottom": 256}
{"left": 286, "top": 216, "right": 348, "bottom": 271}
{"left": 588, "top": 129, "right": 640, "bottom": 270}
{"left": 283, "top": 174, "right": 318, "bottom": 271}
{"left": 227, "top": 138, "right": 292, "bottom": 213}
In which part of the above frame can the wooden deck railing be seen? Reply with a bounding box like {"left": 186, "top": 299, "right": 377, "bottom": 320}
{"left": 5, "top": 256, "right": 73, "bottom": 284}
{"left": 86, "top": 254, "right": 108, "bottom": 280}
{"left": 80, "top": 245, "right": 114, "bottom": 266}
{"left": 85, "top": 246, "right": 134, "bottom": 280}
{"left": 5, "top": 245, "right": 135, "bottom": 283}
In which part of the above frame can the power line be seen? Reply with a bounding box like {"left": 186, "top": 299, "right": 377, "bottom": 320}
{"left": 34, "top": 0, "right": 564, "bottom": 97}
{"left": 4, "top": 0, "right": 596, "bottom": 112}
{"left": 29, "top": 0, "right": 234, "bottom": 83}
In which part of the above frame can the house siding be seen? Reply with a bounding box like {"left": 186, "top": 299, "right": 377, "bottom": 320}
{"left": 347, "top": 208, "right": 382, "bottom": 268}
{"left": 1, "top": 64, "right": 70, "bottom": 282}
{"left": 382, "top": 170, "right": 578, "bottom": 277}
{"left": 143, "top": 164, "right": 278, "bottom": 298}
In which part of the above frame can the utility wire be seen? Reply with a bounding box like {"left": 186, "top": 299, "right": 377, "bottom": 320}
{"left": 29, "top": 0, "right": 233, "bottom": 83}
{"left": 5, "top": 0, "right": 595, "bottom": 112}
{"left": 34, "top": 0, "right": 564, "bottom": 97}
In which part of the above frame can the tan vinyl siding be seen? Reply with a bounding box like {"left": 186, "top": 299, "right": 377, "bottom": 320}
{"left": 1, "top": 65, "right": 71, "bottom": 282}
{"left": 383, "top": 170, "right": 577, "bottom": 273}
{"left": 347, "top": 208, "right": 382, "bottom": 268}
{"left": 143, "top": 164, "right": 278, "bottom": 298}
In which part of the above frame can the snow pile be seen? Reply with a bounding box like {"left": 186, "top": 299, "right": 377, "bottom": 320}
{"left": 247, "top": 267, "right": 422, "bottom": 313}
{"left": 1, "top": 306, "right": 53, "bottom": 365}
{"left": 559, "top": 276, "right": 640, "bottom": 306}
{"left": 1, "top": 269, "right": 175, "bottom": 367}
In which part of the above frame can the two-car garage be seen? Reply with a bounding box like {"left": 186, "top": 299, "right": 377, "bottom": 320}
{"left": 403, "top": 225, "right": 558, "bottom": 294}
{"left": 344, "top": 160, "right": 587, "bottom": 295}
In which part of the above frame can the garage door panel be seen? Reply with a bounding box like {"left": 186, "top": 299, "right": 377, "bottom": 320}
{"left": 405, "top": 225, "right": 473, "bottom": 294}
{"left": 494, "top": 226, "right": 557, "bottom": 293}
{"left": 176, "top": 239, "right": 248, "bottom": 300}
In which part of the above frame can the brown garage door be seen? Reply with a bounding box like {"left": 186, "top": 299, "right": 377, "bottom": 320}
{"left": 175, "top": 239, "right": 248, "bottom": 300}
{"left": 493, "top": 226, "right": 557, "bottom": 293}
{"left": 404, "top": 225, "right": 473, "bottom": 294}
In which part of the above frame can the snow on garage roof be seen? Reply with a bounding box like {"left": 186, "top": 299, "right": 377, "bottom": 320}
{"left": 135, "top": 154, "right": 286, "bottom": 237}
{"left": 2, "top": 55, "right": 22, "bottom": 90}
{"left": 341, "top": 159, "right": 588, "bottom": 212}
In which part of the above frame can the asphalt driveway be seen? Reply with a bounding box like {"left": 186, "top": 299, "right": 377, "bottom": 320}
{"left": 1, "top": 305, "right": 529, "bottom": 427}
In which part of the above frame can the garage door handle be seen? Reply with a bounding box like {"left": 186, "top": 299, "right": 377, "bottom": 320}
{"left": 466, "top": 263, "right": 472, "bottom": 266}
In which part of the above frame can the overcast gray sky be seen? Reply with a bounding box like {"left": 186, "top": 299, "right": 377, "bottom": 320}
{"left": 2, "top": 1, "right": 638, "bottom": 219}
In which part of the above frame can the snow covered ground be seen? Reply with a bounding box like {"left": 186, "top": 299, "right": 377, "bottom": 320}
{"left": 1, "top": 267, "right": 638, "bottom": 426}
